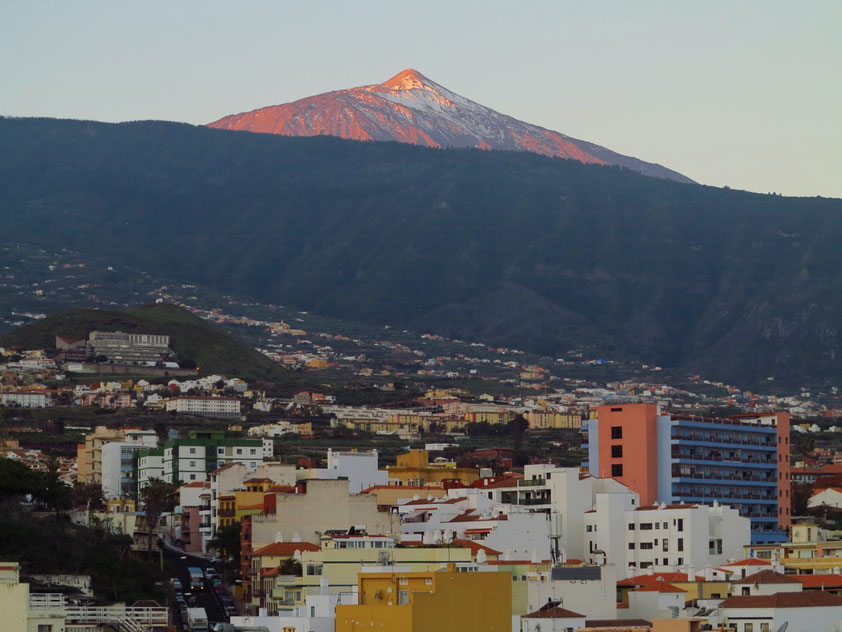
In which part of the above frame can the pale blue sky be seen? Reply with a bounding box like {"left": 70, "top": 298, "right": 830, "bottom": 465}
{"left": 2, "top": 0, "right": 840, "bottom": 197}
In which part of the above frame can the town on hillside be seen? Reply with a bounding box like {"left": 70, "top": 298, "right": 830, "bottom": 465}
{"left": 4, "top": 324, "right": 842, "bottom": 632}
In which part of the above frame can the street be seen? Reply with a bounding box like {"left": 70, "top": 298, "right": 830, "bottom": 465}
{"left": 162, "top": 544, "right": 227, "bottom": 625}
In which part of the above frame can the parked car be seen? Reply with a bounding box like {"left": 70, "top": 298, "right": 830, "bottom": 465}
{"left": 171, "top": 578, "right": 183, "bottom": 591}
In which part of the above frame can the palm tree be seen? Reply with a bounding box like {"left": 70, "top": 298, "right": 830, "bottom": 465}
{"left": 139, "top": 478, "right": 178, "bottom": 560}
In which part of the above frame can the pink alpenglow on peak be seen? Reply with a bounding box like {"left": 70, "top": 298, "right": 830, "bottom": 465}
{"left": 208, "top": 69, "right": 693, "bottom": 183}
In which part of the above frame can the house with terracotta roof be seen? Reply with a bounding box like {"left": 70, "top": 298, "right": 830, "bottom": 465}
{"left": 718, "top": 591, "right": 842, "bottom": 632}
{"left": 617, "top": 571, "right": 730, "bottom": 605}
{"left": 731, "top": 570, "right": 802, "bottom": 597}
{"left": 522, "top": 600, "right": 586, "bottom": 632}
{"left": 809, "top": 486, "right": 842, "bottom": 509}
{"left": 617, "top": 579, "right": 686, "bottom": 622}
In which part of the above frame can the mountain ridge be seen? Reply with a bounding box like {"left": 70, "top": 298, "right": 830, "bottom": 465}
{"left": 208, "top": 69, "right": 694, "bottom": 184}
{"left": 0, "top": 117, "right": 840, "bottom": 388}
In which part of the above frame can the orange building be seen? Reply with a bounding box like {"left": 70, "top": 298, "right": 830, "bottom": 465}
{"left": 589, "top": 404, "right": 791, "bottom": 544}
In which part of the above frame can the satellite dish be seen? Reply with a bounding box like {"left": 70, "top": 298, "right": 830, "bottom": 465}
{"left": 776, "top": 623, "right": 788, "bottom": 632}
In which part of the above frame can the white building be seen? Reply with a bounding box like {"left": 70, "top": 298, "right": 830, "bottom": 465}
{"left": 165, "top": 396, "right": 241, "bottom": 418}
{"left": 521, "top": 602, "right": 586, "bottom": 632}
{"left": 719, "top": 591, "right": 842, "bottom": 632}
{"left": 526, "top": 564, "right": 618, "bottom": 621}
{"left": 399, "top": 492, "right": 553, "bottom": 560}
{"left": 808, "top": 487, "right": 842, "bottom": 509}
{"left": 136, "top": 433, "right": 266, "bottom": 493}
{"left": 584, "top": 498, "right": 750, "bottom": 574}
{"left": 476, "top": 464, "right": 637, "bottom": 561}
{"left": 296, "top": 449, "right": 389, "bottom": 494}
{"left": 101, "top": 429, "right": 159, "bottom": 498}
{"left": 231, "top": 580, "right": 353, "bottom": 632}
{"left": 0, "top": 391, "right": 49, "bottom": 408}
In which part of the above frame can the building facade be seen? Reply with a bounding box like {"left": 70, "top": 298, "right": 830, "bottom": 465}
{"left": 587, "top": 404, "right": 791, "bottom": 543}
{"left": 136, "top": 431, "right": 264, "bottom": 490}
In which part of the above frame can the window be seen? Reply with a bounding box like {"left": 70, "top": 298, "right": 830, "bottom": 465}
{"left": 663, "top": 522, "right": 668, "bottom": 529}
{"left": 310, "top": 606, "right": 316, "bottom": 617}
{"left": 761, "top": 624, "right": 770, "bottom": 632}
{"left": 250, "top": 448, "right": 257, "bottom": 455}
{"left": 587, "top": 525, "right": 593, "bottom": 532}
{"left": 640, "top": 542, "right": 653, "bottom": 550}
{"left": 426, "top": 578, "right": 432, "bottom": 585}
{"left": 236, "top": 448, "right": 243, "bottom": 455}
{"left": 677, "top": 518, "right": 684, "bottom": 532}
{"left": 629, "top": 523, "right": 635, "bottom": 530}
{"left": 612, "top": 464, "right": 623, "bottom": 477}
{"left": 38, "top": 625, "right": 53, "bottom": 632}
{"left": 743, "top": 624, "right": 753, "bottom": 632}
{"left": 676, "top": 557, "right": 683, "bottom": 565}
{"left": 189, "top": 447, "right": 196, "bottom": 454}
{"left": 640, "top": 523, "right": 653, "bottom": 530}
{"left": 189, "top": 474, "right": 196, "bottom": 480}
{"left": 611, "top": 445, "right": 623, "bottom": 458}
{"left": 190, "top": 460, "right": 196, "bottom": 467}
{"left": 611, "top": 426, "right": 623, "bottom": 439}
{"left": 678, "top": 538, "right": 684, "bottom": 552}
{"left": 628, "top": 543, "right": 635, "bottom": 550}
{"left": 663, "top": 540, "right": 669, "bottom": 552}
{"left": 742, "top": 587, "right": 751, "bottom": 596}
{"left": 399, "top": 577, "right": 408, "bottom": 585}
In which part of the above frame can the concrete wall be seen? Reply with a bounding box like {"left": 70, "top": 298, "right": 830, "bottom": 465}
{"left": 251, "top": 479, "right": 399, "bottom": 548}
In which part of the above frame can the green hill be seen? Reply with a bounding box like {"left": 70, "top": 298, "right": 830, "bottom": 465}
{"left": 0, "top": 303, "right": 300, "bottom": 385}
{"left": 0, "top": 117, "right": 841, "bottom": 387}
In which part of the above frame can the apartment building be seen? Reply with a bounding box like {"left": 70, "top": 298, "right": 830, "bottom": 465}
{"left": 100, "top": 428, "right": 159, "bottom": 498}
{"left": 136, "top": 431, "right": 264, "bottom": 491}
{"left": 583, "top": 496, "right": 750, "bottom": 573}
{"left": 165, "top": 396, "right": 241, "bottom": 419}
{"left": 587, "top": 403, "right": 790, "bottom": 543}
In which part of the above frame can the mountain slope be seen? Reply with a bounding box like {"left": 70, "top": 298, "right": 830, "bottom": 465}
{"left": 0, "top": 303, "right": 301, "bottom": 385}
{"left": 0, "top": 117, "right": 840, "bottom": 387}
{"left": 208, "top": 69, "right": 693, "bottom": 183}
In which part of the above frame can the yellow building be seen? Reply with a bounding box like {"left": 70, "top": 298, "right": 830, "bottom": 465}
{"left": 748, "top": 524, "right": 842, "bottom": 573}
{"left": 361, "top": 485, "right": 448, "bottom": 510}
{"left": 386, "top": 449, "right": 480, "bottom": 486}
{"left": 76, "top": 425, "right": 125, "bottom": 483}
{"left": 335, "top": 565, "right": 512, "bottom": 632}
{"left": 617, "top": 572, "right": 731, "bottom": 605}
{"left": 217, "top": 477, "right": 281, "bottom": 530}
{"left": 526, "top": 410, "right": 581, "bottom": 430}
{"left": 261, "top": 540, "right": 476, "bottom": 614}
{"left": 107, "top": 497, "right": 136, "bottom": 513}
{"left": 0, "top": 561, "right": 67, "bottom": 632}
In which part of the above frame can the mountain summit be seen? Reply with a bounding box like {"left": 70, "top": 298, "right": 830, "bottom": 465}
{"left": 208, "top": 69, "right": 693, "bottom": 183}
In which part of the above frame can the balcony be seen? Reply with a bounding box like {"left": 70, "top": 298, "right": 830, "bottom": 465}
{"left": 518, "top": 479, "right": 546, "bottom": 487}
{"left": 219, "top": 507, "right": 235, "bottom": 518}
{"left": 518, "top": 497, "right": 551, "bottom": 506}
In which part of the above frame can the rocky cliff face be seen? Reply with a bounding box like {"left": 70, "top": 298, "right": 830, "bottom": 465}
{"left": 208, "top": 69, "right": 693, "bottom": 183}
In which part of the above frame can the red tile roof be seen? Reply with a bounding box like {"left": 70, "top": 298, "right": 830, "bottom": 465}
{"left": 636, "top": 503, "right": 698, "bottom": 511}
{"left": 252, "top": 542, "right": 320, "bottom": 557}
{"left": 720, "top": 591, "right": 842, "bottom": 609}
{"left": 452, "top": 539, "right": 501, "bottom": 556}
{"left": 796, "top": 574, "right": 842, "bottom": 589}
{"left": 617, "top": 572, "right": 703, "bottom": 587}
{"left": 723, "top": 558, "right": 771, "bottom": 567}
{"left": 523, "top": 605, "right": 585, "bottom": 619}
{"left": 633, "top": 580, "right": 686, "bottom": 593}
{"left": 733, "top": 570, "right": 801, "bottom": 585}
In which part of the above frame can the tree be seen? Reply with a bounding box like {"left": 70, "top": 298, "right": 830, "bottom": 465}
{"left": 139, "top": 478, "right": 178, "bottom": 560}
{"left": 74, "top": 482, "right": 106, "bottom": 511}
{"left": 36, "top": 460, "right": 73, "bottom": 519}
{"left": 278, "top": 557, "right": 302, "bottom": 577}
{"left": 209, "top": 521, "right": 241, "bottom": 572}
{"left": 0, "top": 457, "right": 43, "bottom": 498}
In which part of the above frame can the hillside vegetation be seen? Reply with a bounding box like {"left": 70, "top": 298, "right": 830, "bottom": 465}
{"left": 0, "top": 302, "right": 299, "bottom": 385}
{"left": 0, "top": 117, "right": 841, "bottom": 387}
